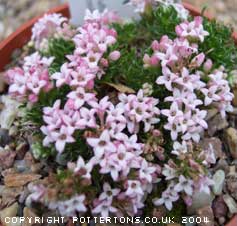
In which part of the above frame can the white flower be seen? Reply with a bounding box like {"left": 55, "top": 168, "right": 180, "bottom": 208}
{"left": 139, "top": 159, "right": 156, "bottom": 183}
{"left": 51, "top": 195, "right": 87, "bottom": 217}
{"left": 172, "top": 141, "right": 188, "bottom": 155}
{"left": 92, "top": 200, "right": 118, "bottom": 217}
{"left": 99, "top": 183, "right": 120, "bottom": 201}
{"left": 162, "top": 164, "right": 177, "bottom": 180}
{"left": 153, "top": 186, "right": 179, "bottom": 210}
{"left": 126, "top": 180, "right": 144, "bottom": 197}
{"left": 74, "top": 157, "right": 93, "bottom": 179}
{"left": 174, "top": 175, "right": 194, "bottom": 196}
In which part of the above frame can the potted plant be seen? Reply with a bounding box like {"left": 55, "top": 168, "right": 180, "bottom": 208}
{"left": 0, "top": 1, "right": 237, "bottom": 226}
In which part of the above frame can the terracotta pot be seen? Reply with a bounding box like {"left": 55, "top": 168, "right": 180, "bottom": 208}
{"left": 0, "top": 2, "right": 236, "bottom": 226}
{"left": 0, "top": 3, "right": 70, "bottom": 72}
{"left": 226, "top": 215, "right": 237, "bottom": 226}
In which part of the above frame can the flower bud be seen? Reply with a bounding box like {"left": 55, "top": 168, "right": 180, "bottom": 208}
{"left": 150, "top": 55, "right": 159, "bottom": 66}
{"left": 152, "top": 129, "right": 161, "bottom": 137}
{"left": 109, "top": 51, "right": 121, "bottom": 61}
{"left": 204, "top": 59, "right": 213, "bottom": 72}
{"left": 100, "top": 58, "right": 109, "bottom": 67}
{"left": 191, "top": 53, "right": 205, "bottom": 67}
{"left": 151, "top": 40, "right": 159, "bottom": 51}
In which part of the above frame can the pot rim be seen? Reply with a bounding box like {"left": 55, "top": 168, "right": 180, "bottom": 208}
{"left": 0, "top": 3, "right": 70, "bottom": 72}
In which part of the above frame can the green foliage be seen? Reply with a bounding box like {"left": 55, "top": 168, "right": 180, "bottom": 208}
{"left": 31, "top": 141, "right": 56, "bottom": 159}
{"left": 42, "top": 38, "right": 75, "bottom": 74}
{"left": 200, "top": 19, "right": 237, "bottom": 72}
{"left": 62, "top": 130, "right": 93, "bottom": 162}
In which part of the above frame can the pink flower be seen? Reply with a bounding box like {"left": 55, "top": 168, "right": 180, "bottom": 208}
{"left": 7, "top": 68, "right": 28, "bottom": 100}
{"left": 56, "top": 22, "right": 77, "bottom": 40}
{"left": 51, "top": 63, "right": 72, "bottom": 87}
{"left": 115, "top": 133, "right": 143, "bottom": 154}
{"left": 162, "top": 164, "right": 177, "bottom": 180}
{"left": 90, "top": 96, "right": 112, "bottom": 121}
{"left": 175, "top": 17, "right": 209, "bottom": 42}
{"left": 196, "top": 176, "right": 214, "bottom": 194}
{"left": 155, "top": 46, "right": 178, "bottom": 67}
{"left": 67, "top": 88, "right": 96, "bottom": 109}
{"left": 128, "top": 0, "right": 153, "bottom": 13}
{"left": 203, "top": 59, "right": 213, "bottom": 72}
{"left": 84, "top": 9, "right": 120, "bottom": 25}
{"left": 164, "top": 119, "right": 182, "bottom": 141}
{"left": 201, "top": 86, "right": 221, "bottom": 106}
{"left": 106, "top": 105, "right": 126, "bottom": 134}
{"left": 191, "top": 109, "right": 208, "bottom": 129}
{"left": 161, "top": 102, "right": 183, "bottom": 121}
{"left": 118, "top": 90, "right": 160, "bottom": 133}
{"left": 24, "top": 52, "right": 54, "bottom": 69}
{"left": 199, "top": 143, "right": 216, "bottom": 166}
{"left": 87, "top": 130, "right": 116, "bottom": 159}
{"left": 27, "top": 184, "right": 46, "bottom": 203}
{"left": 84, "top": 51, "right": 103, "bottom": 69}
{"left": 79, "top": 107, "right": 97, "bottom": 128}
{"left": 51, "top": 126, "right": 75, "bottom": 153}
{"left": 156, "top": 67, "right": 178, "bottom": 91}
{"left": 183, "top": 195, "right": 193, "bottom": 206}
{"left": 100, "top": 155, "right": 122, "bottom": 181}
{"left": 6, "top": 52, "right": 53, "bottom": 103}
{"left": 174, "top": 67, "right": 195, "bottom": 91}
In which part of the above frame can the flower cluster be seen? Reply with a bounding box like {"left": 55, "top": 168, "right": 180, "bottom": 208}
{"left": 118, "top": 90, "right": 160, "bottom": 133}
{"left": 176, "top": 16, "right": 209, "bottom": 42}
{"left": 144, "top": 16, "right": 233, "bottom": 209}
{"left": 31, "top": 13, "right": 68, "bottom": 49}
{"left": 5, "top": 52, "right": 54, "bottom": 103}
{"left": 145, "top": 17, "right": 233, "bottom": 146}
{"left": 32, "top": 10, "right": 162, "bottom": 217}
{"left": 39, "top": 84, "right": 162, "bottom": 215}
{"left": 52, "top": 10, "right": 119, "bottom": 89}
{"left": 201, "top": 69, "right": 234, "bottom": 117}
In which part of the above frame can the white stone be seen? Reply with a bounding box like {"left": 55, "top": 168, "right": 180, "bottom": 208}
{"left": 223, "top": 194, "right": 237, "bottom": 214}
{"left": 212, "top": 170, "right": 225, "bottom": 195}
{"left": 188, "top": 191, "right": 214, "bottom": 215}
{"left": 0, "top": 95, "right": 21, "bottom": 130}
